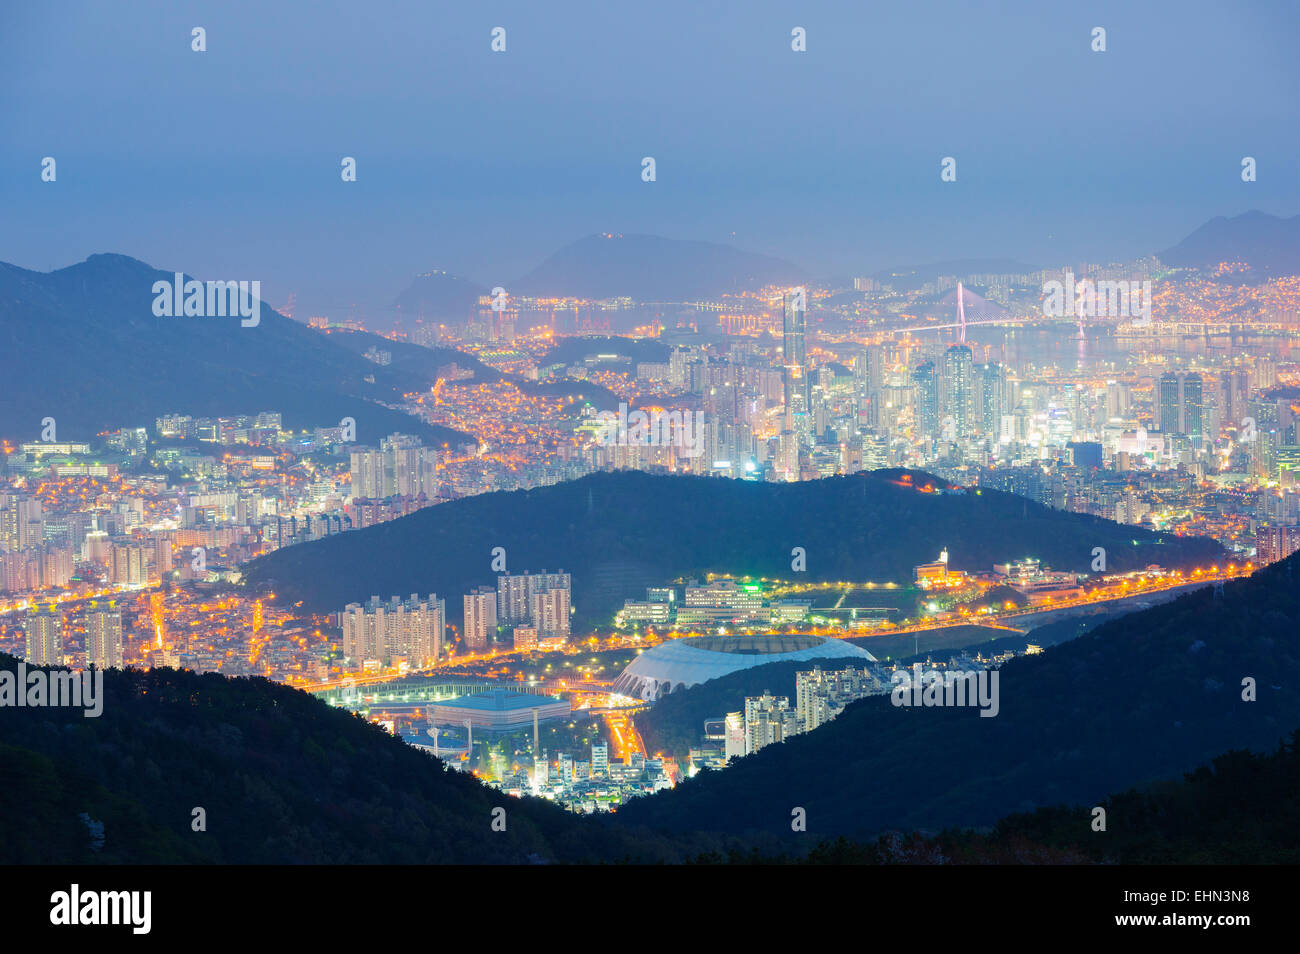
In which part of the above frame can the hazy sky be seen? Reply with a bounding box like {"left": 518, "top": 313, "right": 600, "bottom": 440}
{"left": 2, "top": 0, "right": 1297, "bottom": 317}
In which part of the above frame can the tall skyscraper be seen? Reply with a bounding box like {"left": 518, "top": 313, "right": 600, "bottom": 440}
{"left": 1105, "top": 380, "right": 1131, "bottom": 420}
{"left": 1159, "top": 372, "right": 1182, "bottom": 434}
{"left": 912, "top": 360, "right": 939, "bottom": 439}
{"left": 0, "top": 495, "right": 43, "bottom": 551}
{"left": 384, "top": 433, "right": 439, "bottom": 498}
{"left": 1183, "top": 373, "right": 1204, "bottom": 440}
{"left": 941, "top": 345, "right": 975, "bottom": 438}
{"left": 977, "top": 362, "right": 1005, "bottom": 437}
{"left": 1219, "top": 368, "right": 1251, "bottom": 427}
{"left": 109, "top": 542, "right": 148, "bottom": 584}
{"left": 24, "top": 604, "right": 63, "bottom": 666}
{"left": 463, "top": 586, "right": 498, "bottom": 651}
{"left": 85, "top": 600, "right": 124, "bottom": 669}
{"left": 530, "top": 587, "right": 571, "bottom": 638}
{"left": 1159, "top": 372, "right": 1204, "bottom": 439}
{"left": 349, "top": 447, "right": 385, "bottom": 499}
{"left": 782, "top": 289, "right": 809, "bottom": 429}
{"left": 497, "top": 573, "right": 531, "bottom": 624}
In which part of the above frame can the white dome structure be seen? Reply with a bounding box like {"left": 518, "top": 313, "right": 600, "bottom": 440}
{"left": 611, "top": 634, "right": 875, "bottom": 702}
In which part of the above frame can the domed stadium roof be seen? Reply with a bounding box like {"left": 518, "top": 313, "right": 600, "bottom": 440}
{"left": 610, "top": 634, "right": 875, "bottom": 702}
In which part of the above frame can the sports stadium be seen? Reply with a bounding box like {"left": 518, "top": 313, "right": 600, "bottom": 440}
{"left": 610, "top": 634, "right": 876, "bottom": 702}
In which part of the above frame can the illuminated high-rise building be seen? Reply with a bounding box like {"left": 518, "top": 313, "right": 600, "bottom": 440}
{"left": 912, "top": 361, "right": 939, "bottom": 439}
{"left": 349, "top": 447, "right": 384, "bottom": 499}
{"left": 0, "top": 495, "right": 43, "bottom": 551}
{"left": 463, "top": 586, "right": 498, "bottom": 651}
{"left": 1158, "top": 372, "right": 1204, "bottom": 438}
{"left": 1219, "top": 368, "right": 1251, "bottom": 427}
{"left": 339, "top": 593, "right": 446, "bottom": 668}
{"left": 1158, "top": 372, "right": 1182, "bottom": 433}
{"left": 742, "top": 692, "right": 792, "bottom": 755}
{"left": 349, "top": 434, "right": 438, "bottom": 500}
{"left": 782, "top": 289, "right": 809, "bottom": 429}
{"left": 383, "top": 433, "right": 439, "bottom": 498}
{"left": 1183, "top": 373, "right": 1204, "bottom": 440}
{"left": 24, "top": 604, "right": 63, "bottom": 666}
{"left": 1257, "top": 525, "right": 1300, "bottom": 564}
{"left": 941, "top": 344, "right": 975, "bottom": 438}
{"left": 110, "top": 542, "right": 148, "bottom": 585}
{"left": 530, "top": 586, "right": 571, "bottom": 639}
{"left": 496, "top": 570, "right": 571, "bottom": 626}
{"left": 85, "top": 600, "right": 124, "bottom": 669}
{"left": 977, "top": 362, "right": 1005, "bottom": 437}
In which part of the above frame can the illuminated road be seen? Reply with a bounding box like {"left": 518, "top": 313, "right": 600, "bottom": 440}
{"left": 300, "top": 565, "right": 1250, "bottom": 696}
{"left": 603, "top": 709, "right": 645, "bottom": 761}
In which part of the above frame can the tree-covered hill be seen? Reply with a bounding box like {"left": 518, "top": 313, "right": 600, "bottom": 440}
{"left": 793, "top": 732, "right": 1300, "bottom": 864}
{"left": 241, "top": 469, "right": 1225, "bottom": 627}
{"left": 0, "top": 656, "right": 715, "bottom": 864}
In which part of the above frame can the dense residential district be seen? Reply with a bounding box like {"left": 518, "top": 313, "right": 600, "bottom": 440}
{"left": 3, "top": 260, "right": 1298, "bottom": 811}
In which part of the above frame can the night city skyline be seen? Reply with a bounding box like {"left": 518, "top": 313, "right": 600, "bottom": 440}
{"left": 1, "top": 0, "right": 1296, "bottom": 938}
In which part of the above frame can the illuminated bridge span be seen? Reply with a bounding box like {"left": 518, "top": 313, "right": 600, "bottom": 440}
{"left": 878, "top": 283, "right": 1036, "bottom": 340}
{"left": 316, "top": 678, "right": 560, "bottom": 708}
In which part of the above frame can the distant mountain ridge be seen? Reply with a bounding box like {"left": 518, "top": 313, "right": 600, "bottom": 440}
{"left": 512, "top": 233, "right": 805, "bottom": 301}
{"left": 0, "top": 254, "right": 469, "bottom": 446}
{"left": 393, "top": 270, "right": 487, "bottom": 321}
{"left": 1159, "top": 210, "right": 1300, "bottom": 274}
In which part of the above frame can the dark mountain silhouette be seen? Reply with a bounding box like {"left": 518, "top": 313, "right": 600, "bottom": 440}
{"left": 0, "top": 656, "right": 720, "bottom": 863}
{"left": 240, "top": 469, "right": 1225, "bottom": 627}
{"left": 968, "top": 732, "right": 1300, "bottom": 864}
{"left": 789, "top": 732, "right": 1300, "bottom": 864}
{"left": 1159, "top": 210, "right": 1300, "bottom": 274}
{"left": 393, "top": 270, "right": 488, "bottom": 322}
{"left": 617, "top": 551, "right": 1300, "bottom": 839}
{"left": 6, "top": 643, "right": 1289, "bottom": 864}
{"left": 324, "top": 329, "right": 503, "bottom": 384}
{"left": 0, "top": 255, "right": 469, "bottom": 446}
{"left": 512, "top": 233, "right": 804, "bottom": 301}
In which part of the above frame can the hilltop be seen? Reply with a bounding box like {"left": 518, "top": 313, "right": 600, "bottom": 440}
{"left": 0, "top": 254, "right": 468, "bottom": 446}
{"left": 0, "top": 655, "right": 713, "bottom": 864}
{"left": 241, "top": 468, "right": 1225, "bottom": 626}
{"left": 513, "top": 233, "right": 805, "bottom": 301}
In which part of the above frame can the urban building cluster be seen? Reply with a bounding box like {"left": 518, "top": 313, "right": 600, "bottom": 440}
{"left": 688, "top": 651, "right": 1029, "bottom": 773}
{"left": 3, "top": 257, "right": 1297, "bottom": 705}
{"left": 395, "top": 687, "right": 674, "bottom": 813}
{"left": 391, "top": 262, "right": 1299, "bottom": 569}
{"left": 462, "top": 570, "right": 572, "bottom": 653}
{"left": 339, "top": 594, "right": 446, "bottom": 671}
{"left": 617, "top": 578, "right": 810, "bottom": 629}
{"left": 512, "top": 744, "right": 676, "bottom": 813}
